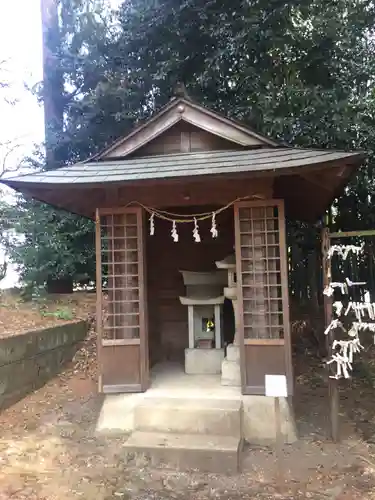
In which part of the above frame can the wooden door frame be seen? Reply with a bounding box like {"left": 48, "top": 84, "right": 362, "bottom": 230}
{"left": 138, "top": 207, "right": 150, "bottom": 390}
{"left": 95, "top": 206, "right": 150, "bottom": 393}
{"left": 234, "top": 199, "right": 293, "bottom": 396}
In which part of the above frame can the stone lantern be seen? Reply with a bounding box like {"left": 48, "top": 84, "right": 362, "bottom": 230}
{"left": 216, "top": 255, "right": 241, "bottom": 386}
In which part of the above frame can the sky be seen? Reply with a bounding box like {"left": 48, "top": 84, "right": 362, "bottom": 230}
{"left": 0, "top": 1, "right": 43, "bottom": 288}
{"left": 0, "top": 0, "right": 44, "bottom": 173}
{"left": 0, "top": 0, "right": 122, "bottom": 173}
{"left": 0, "top": 0, "right": 121, "bottom": 288}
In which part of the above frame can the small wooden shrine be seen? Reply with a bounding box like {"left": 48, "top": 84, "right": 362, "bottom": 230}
{"left": 1, "top": 93, "right": 364, "bottom": 396}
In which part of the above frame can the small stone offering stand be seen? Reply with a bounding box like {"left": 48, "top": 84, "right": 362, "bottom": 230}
{"left": 216, "top": 254, "right": 241, "bottom": 386}
{"left": 179, "top": 270, "right": 227, "bottom": 374}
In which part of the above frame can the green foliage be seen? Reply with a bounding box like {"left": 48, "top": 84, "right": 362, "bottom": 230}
{"left": 110, "top": 0, "right": 375, "bottom": 306}
{"left": 2, "top": 196, "right": 94, "bottom": 288}
{"left": 6, "top": 0, "right": 375, "bottom": 291}
{"left": 113, "top": 0, "right": 375, "bottom": 204}
{"left": 40, "top": 308, "right": 74, "bottom": 320}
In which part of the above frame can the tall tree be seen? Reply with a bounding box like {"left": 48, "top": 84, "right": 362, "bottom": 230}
{"left": 6, "top": 0, "right": 375, "bottom": 297}
{"left": 5, "top": 0, "right": 115, "bottom": 291}
{"left": 109, "top": 0, "right": 375, "bottom": 304}
{"left": 113, "top": 0, "right": 375, "bottom": 148}
{"left": 40, "top": 0, "right": 64, "bottom": 169}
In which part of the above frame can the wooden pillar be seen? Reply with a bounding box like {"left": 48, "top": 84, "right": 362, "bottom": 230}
{"left": 95, "top": 209, "right": 103, "bottom": 392}
{"left": 321, "top": 227, "right": 339, "bottom": 442}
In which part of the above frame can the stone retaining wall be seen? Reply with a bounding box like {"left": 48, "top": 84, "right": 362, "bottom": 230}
{"left": 0, "top": 320, "right": 88, "bottom": 409}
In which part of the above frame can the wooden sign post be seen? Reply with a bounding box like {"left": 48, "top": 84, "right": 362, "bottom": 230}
{"left": 265, "top": 374, "right": 288, "bottom": 488}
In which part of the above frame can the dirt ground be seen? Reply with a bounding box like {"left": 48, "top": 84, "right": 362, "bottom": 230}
{"left": 1, "top": 297, "right": 375, "bottom": 498}
{"left": 0, "top": 291, "right": 96, "bottom": 338}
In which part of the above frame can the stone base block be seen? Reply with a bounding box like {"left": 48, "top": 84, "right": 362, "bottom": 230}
{"left": 185, "top": 348, "right": 224, "bottom": 375}
{"left": 226, "top": 343, "right": 240, "bottom": 362}
{"left": 221, "top": 359, "right": 241, "bottom": 386}
{"left": 242, "top": 395, "right": 297, "bottom": 444}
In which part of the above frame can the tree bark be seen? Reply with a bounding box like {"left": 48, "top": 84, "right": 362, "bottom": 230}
{"left": 308, "top": 248, "right": 319, "bottom": 311}
{"left": 46, "top": 276, "right": 73, "bottom": 294}
{"left": 40, "top": 0, "right": 64, "bottom": 170}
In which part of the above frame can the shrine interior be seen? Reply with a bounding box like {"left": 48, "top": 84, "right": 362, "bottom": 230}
{"left": 146, "top": 205, "right": 235, "bottom": 369}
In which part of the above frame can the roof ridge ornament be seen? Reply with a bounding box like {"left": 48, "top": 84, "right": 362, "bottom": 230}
{"left": 173, "top": 81, "right": 192, "bottom": 101}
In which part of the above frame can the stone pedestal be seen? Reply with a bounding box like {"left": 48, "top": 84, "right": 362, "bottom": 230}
{"left": 179, "top": 271, "right": 227, "bottom": 375}
{"left": 221, "top": 287, "right": 241, "bottom": 386}
{"left": 185, "top": 348, "right": 224, "bottom": 375}
{"left": 226, "top": 344, "right": 240, "bottom": 362}
{"left": 221, "top": 344, "right": 241, "bottom": 386}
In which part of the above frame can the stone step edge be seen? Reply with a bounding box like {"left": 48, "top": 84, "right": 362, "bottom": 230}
{"left": 124, "top": 431, "right": 243, "bottom": 473}
{"left": 124, "top": 431, "right": 242, "bottom": 453}
{"left": 137, "top": 397, "right": 242, "bottom": 411}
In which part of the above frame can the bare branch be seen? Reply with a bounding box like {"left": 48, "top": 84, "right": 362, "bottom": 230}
{"left": 0, "top": 134, "right": 38, "bottom": 179}
{"left": 0, "top": 142, "right": 24, "bottom": 179}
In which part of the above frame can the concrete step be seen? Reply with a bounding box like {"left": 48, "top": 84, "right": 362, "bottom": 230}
{"left": 124, "top": 431, "right": 242, "bottom": 473}
{"left": 134, "top": 397, "right": 242, "bottom": 437}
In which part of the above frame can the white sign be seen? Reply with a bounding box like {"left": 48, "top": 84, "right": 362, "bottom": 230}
{"left": 265, "top": 374, "right": 288, "bottom": 398}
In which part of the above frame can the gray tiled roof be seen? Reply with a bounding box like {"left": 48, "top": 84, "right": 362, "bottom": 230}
{"left": 4, "top": 148, "right": 361, "bottom": 186}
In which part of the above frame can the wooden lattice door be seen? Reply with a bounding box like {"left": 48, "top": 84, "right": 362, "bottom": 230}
{"left": 96, "top": 207, "right": 149, "bottom": 393}
{"left": 234, "top": 200, "right": 293, "bottom": 395}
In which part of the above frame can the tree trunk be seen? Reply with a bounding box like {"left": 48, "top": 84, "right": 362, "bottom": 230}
{"left": 46, "top": 276, "right": 74, "bottom": 294}
{"left": 40, "top": 0, "right": 64, "bottom": 170}
{"left": 308, "top": 249, "right": 319, "bottom": 311}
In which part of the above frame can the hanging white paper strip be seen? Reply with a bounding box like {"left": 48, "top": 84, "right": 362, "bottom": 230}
{"left": 171, "top": 220, "right": 179, "bottom": 242}
{"left": 193, "top": 218, "right": 201, "bottom": 242}
{"left": 210, "top": 212, "right": 218, "bottom": 238}
{"left": 327, "top": 337, "right": 364, "bottom": 379}
{"left": 332, "top": 301, "right": 344, "bottom": 317}
{"left": 324, "top": 319, "right": 345, "bottom": 336}
{"left": 149, "top": 213, "right": 155, "bottom": 236}
{"left": 327, "top": 243, "right": 364, "bottom": 260}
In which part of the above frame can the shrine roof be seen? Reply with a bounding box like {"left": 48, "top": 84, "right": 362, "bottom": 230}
{"left": 0, "top": 93, "right": 364, "bottom": 222}
{"left": 2, "top": 147, "right": 362, "bottom": 187}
